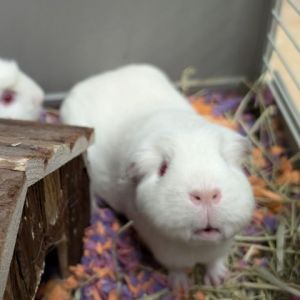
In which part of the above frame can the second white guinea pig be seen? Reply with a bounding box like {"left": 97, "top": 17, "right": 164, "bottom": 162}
{"left": 60, "top": 64, "right": 255, "bottom": 288}
{"left": 0, "top": 58, "right": 44, "bottom": 121}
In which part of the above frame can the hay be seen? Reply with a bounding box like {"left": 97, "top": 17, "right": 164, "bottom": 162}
{"left": 40, "top": 70, "right": 300, "bottom": 300}
{"left": 181, "top": 70, "right": 300, "bottom": 300}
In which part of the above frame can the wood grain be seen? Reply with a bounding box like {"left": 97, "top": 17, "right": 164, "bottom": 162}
{"left": 4, "top": 157, "right": 90, "bottom": 300}
{"left": 0, "top": 119, "right": 93, "bottom": 300}
{"left": 0, "top": 119, "right": 94, "bottom": 149}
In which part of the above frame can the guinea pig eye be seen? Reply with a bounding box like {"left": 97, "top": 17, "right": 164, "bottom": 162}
{"left": 1, "top": 89, "right": 16, "bottom": 105}
{"left": 159, "top": 161, "right": 168, "bottom": 177}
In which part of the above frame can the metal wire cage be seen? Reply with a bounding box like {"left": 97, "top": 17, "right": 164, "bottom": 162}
{"left": 264, "top": 0, "right": 300, "bottom": 147}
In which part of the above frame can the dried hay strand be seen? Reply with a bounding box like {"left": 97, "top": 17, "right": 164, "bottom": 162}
{"left": 40, "top": 69, "right": 300, "bottom": 300}
{"left": 182, "top": 69, "right": 300, "bottom": 300}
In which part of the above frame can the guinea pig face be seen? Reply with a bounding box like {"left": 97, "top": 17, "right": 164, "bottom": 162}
{"left": 0, "top": 72, "right": 44, "bottom": 121}
{"left": 128, "top": 126, "right": 255, "bottom": 244}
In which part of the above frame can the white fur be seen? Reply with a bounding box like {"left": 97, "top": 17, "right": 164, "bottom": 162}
{"left": 0, "top": 58, "right": 44, "bottom": 120}
{"left": 60, "top": 64, "right": 255, "bottom": 283}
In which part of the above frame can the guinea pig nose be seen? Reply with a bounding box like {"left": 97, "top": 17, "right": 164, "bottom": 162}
{"left": 189, "top": 188, "right": 221, "bottom": 205}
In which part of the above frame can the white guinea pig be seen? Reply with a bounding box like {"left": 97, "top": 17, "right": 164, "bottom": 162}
{"left": 60, "top": 64, "right": 254, "bottom": 289}
{"left": 0, "top": 58, "right": 44, "bottom": 120}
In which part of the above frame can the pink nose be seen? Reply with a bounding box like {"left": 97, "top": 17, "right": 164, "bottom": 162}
{"left": 189, "top": 188, "right": 221, "bottom": 205}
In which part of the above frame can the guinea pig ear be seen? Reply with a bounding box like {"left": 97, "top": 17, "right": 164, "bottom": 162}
{"left": 220, "top": 129, "right": 251, "bottom": 166}
{"left": 124, "top": 149, "right": 161, "bottom": 184}
{"left": 0, "top": 58, "right": 19, "bottom": 89}
{"left": 125, "top": 161, "right": 146, "bottom": 184}
{"left": 123, "top": 136, "right": 173, "bottom": 184}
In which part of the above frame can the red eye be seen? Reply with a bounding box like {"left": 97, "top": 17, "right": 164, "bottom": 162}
{"left": 1, "top": 90, "right": 16, "bottom": 105}
{"left": 159, "top": 161, "right": 168, "bottom": 177}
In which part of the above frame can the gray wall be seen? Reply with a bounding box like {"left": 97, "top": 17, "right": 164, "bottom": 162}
{"left": 0, "top": 0, "right": 273, "bottom": 93}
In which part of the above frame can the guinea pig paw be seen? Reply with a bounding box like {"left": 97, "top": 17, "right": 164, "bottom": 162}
{"left": 168, "top": 271, "right": 190, "bottom": 299}
{"left": 204, "top": 261, "right": 228, "bottom": 286}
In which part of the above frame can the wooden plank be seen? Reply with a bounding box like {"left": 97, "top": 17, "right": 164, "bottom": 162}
{"left": 0, "top": 120, "right": 94, "bottom": 299}
{"left": 0, "top": 120, "right": 94, "bottom": 185}
{"left": 7, "top": 180, "right": 47, "bottom": 299}
{"left": 3, "top": 156, "right": 90, "bottom": 300}
{"left": 0, "top": 170, "right": 26, "bottom": 299}
{"left": 0, "top": 119, "right": 93, "bottom": 149}
{"left": 60, "top": 155, "right": 90, "bottom": 266}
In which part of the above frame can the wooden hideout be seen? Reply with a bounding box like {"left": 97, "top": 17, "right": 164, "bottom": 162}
{"left": 0, "top": 119, "right": 94, "bottom": 300}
